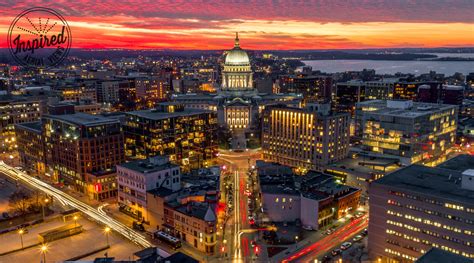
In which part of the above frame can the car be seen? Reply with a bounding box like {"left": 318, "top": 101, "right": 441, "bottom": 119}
{"left": 341, "top": 242, "right": 352, "bottom": 250}
{"left": 325, "top": 229, "right": 334, "bottom": 235}
{"left": 302, "top": 225, "right": 314, "bottom": 231}
{"left": 331, "top": 249, "right": 342, "bottom": 256}
{"left": 250, "top": 240, "right": 257, "bottom": 247}
{"left": 283, "top": 222, "right": 288, "bottom": 227}
{"left": 362, "top": 228, "right": 368, "bottom": 236}
{"left": 2, "top": 212, "right": 9, "bottom": 218}
{"left": 352, "top": 234, "right": 363, "bottom": 242}
{"left": 132, "top": 221, "right": 145, "bottom": 231}
{"left": 355, "top": 212, "right": 365, "bottom": 218}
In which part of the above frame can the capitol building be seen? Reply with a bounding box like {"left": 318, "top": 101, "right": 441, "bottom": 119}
{"left": 173, "top": 33, "right": 302, "bottom": 148}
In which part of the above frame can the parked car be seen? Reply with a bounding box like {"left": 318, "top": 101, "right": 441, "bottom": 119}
{"left": 132, "top": 221, "right": 145, "bottom": 231}
{"left": 341, "top": 242, "right": 352, "bottom": 250}
{"left": 302, "top": 225, "right": 314, "bottom": 231}
{"left": 2, "top": 212, "right": 9, "bottom": 218}
{"left": 331, "top": 249, "right": 342, "bottom": 256}
{"left": 355, "top": 212, "right": 365, "bottom": 218}
{"left": 352, "top": 234, "right": 363, "bottom": 242}
{"left": 362, "top": 228, "right": 368, "bottom": 236}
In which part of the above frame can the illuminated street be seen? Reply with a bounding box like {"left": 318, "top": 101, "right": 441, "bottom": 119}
{"left": 282, "top": 215, "right": 369, "bottom": 263}
{"left": 218, "top": 149, "right": 261, "bottom": 262}
{"left": 0, "top": 161, "right": 153, "bottom": 249}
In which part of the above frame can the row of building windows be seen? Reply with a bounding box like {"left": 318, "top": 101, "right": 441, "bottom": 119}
{"left": 388, "top": 191, "right": 474, "bottom": 214}
{"left": 387, "top": 199, "right": 474, "bottom": 225}
{"left": 386, "top": 220, "right": 474, "bottom": 249}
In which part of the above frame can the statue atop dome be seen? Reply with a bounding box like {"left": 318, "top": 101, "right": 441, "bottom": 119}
{"left": 234, "top": 32, "right": 240, "bottom": 48}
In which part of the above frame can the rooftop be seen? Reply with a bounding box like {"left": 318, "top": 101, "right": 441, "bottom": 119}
{"left": 356, "top": 100, "right": 456, "bottom": 118}
{"left": 147, "top": 187, "right": 176, "bottom": 198}
{"left": 15, "top": 121, "right": 42, "bottom": 133}
{"left": 374, "top": 163, "right": 474, "bottom": 204}
{"left": 261, "top": 184, "right": 300, "bottom": 196}
{"left": 127, "top": 108, "right": 213, "bottom": 120}
{"left": 175, "top": 202, "right": 216, "bottom": 222}
{"left": 43, "top": 113, "right": 118, "bottom": 126}
{"left": 119, "top": 157, "right": 178, "bottom": 174}
{"left": 437, "top": 154, "right": 474, "bottom": 172}
{"left": 415, "top": 247, "right": 472, "bottom": 263}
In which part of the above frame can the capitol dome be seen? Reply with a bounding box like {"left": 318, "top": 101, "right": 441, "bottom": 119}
{"left": 221, "top": 33, "right": 253, "bottom": 91}
{"left": 225, "top": 33, "right": 250, "bottom": 65}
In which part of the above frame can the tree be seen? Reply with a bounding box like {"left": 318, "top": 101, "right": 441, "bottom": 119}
{"left": 9, "top": 189, "right": 32, "bottom": 216}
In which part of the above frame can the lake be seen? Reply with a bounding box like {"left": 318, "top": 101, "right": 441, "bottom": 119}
{"left": 302, "top": 59, "right": 474, "bottom": 76}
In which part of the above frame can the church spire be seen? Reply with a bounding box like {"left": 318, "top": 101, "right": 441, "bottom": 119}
{"left": 234, "top": 32, "right": 240, "bottom": 48}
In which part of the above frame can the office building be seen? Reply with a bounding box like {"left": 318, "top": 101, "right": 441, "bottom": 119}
{"left": 0, "top": 95, "right": 43, "bottom": 151}
{"left": 335, "top": 80, "right": 365, "bottom": 115}
{"left": 262, "top": 104, "right": 350, "bottom": 172}
{"left": 365, "top": 79, "right": 398, "bottom": 100}
{"left": 279, "top": 73, "right": 332, "bottom": 103}
{"left": 355, "top": 100, "right": 458, "bottom": 166}
{"left": 136, "top": 76, "right": 170, "bottom": 105}
{"left": 15, "top": 121, "right": 45, "bottom": 176}
{"left": 369, "top": 155, "right": 474, "bottom": 262}
{"left": 42, "top": 112, "right": 125, "bottom": 198}
{"left": 123, "top": 102, "right": 218, "bottom": 171}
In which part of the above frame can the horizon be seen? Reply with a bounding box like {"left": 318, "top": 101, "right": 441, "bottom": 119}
{"left": 1, "top": 1, "right": 473, "bottom": 50}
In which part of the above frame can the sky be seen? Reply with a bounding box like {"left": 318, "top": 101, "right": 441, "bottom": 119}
{"left": 1, "top": 0, "right": 473, "bottom": 50}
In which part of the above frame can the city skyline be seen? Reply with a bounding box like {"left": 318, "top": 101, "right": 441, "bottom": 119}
{"left": 0, "top": 0, "right": 473, "bottom": 50}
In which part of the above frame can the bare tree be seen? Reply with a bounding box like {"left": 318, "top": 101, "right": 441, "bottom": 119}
{"left": 9, "top": 189, "right": 32, "bottom": 216}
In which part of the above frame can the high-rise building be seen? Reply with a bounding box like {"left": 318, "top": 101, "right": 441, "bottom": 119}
{"left": 368, "top": 154, "right": 474, "bottom": 262}
{"left": 15, "top": 121, "right": 45, "bottom": 176}
{"left": 42, "top": 112, "right": 125, "bottom": 197}
{"left": 136, "top": 76, "right": 170, "bottom": 105}
{"left": 335, "top": 80, "right": 366, "bottom": 115}
{"left": 123, "top": 102, "right": 218, "bottom": 171}
{"left": 355, "top": 100, "right": 458, "bottom": 166}
{"left": 96, "top": 80, "right": 121, "bottom": 104}
{"left": 0, "top": 95, "right": 42, "bottom": 151}
{"left": 365, "top": 79, "right": 398, "bottom": 100}
{"left": 279, "top": 74, "right": 332, "bottom": 103}
{"left": 262, "top": 103, "right": 350, "bottom": 172}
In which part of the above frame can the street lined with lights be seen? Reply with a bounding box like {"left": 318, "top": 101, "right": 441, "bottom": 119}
{"left": 0, "top": 161, "right": 153, "bottom": 249}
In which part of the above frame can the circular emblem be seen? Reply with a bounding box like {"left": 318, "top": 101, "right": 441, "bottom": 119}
{"left": 7, "top": 7, "right": 72, "bottom": 68}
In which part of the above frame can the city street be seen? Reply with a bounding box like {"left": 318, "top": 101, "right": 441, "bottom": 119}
{"left": 281, "top": 215, "right": 369, "bottom": 263}
{"left": 0, "top": 161, "right": 154, "bottom": 249}
{"left": 217, "top": 149, "right": 261, "bottom": 262}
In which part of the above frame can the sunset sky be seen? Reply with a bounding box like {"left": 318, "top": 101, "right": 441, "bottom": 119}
{"left": 1, "top": 0, "right": 473, "bottom": 50}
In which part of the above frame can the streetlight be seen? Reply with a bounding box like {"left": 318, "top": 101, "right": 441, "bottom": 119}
{"left": 42, "top": 198, "right": 49, "bottom": 220}
{"left": 18, "top": 229, "right": 25, "bottom": 249}
{"left": 40, "top": 244, "right": 48, "bottom": 263}
{"left": 104, "top": 226, "right": 111, "bottom": 246}
{"left": 73, "top": 215, "right": 78, "bottom": 227}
